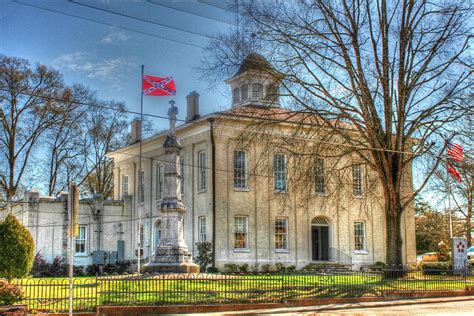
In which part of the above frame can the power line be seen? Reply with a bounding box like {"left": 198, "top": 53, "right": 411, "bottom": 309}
{"left": 146, "top": 0, "right": 236, "bottom": 26}
{"left": 0, "top": 88, "right": 428, "bottom": 157}
{"left": 13, "top": 0, "right": 205, "bottom": 49}
{"left": 69, "top": 0, "right": 219, "bottom": 41}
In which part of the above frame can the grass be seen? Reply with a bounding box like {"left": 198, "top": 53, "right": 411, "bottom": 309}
{"left": 10, "top": 272, "right": 473, "bottom": 313}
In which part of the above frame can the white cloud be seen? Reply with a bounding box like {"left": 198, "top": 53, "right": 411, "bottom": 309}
{"left": 100, "top": 31, "right": 130, "bottom": 44}
{"left": 52, "top": 52, "right": 133, "bottom": 82}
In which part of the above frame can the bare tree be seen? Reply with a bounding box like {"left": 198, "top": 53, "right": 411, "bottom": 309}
{"left": 0, "top": 55, "right": 65, "bottom": 201}
{"left": 82, "top": 101, "right": 128, "bottom": 198}
{"left": 44, "top": 84, "right": 93, "bottom": 196}
{"left": 202, "top": 0, "right": 472, "bottom": 265}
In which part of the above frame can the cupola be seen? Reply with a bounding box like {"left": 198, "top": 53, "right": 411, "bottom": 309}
{"left": 225, "top": 53, "right": 281, "bottom": 107}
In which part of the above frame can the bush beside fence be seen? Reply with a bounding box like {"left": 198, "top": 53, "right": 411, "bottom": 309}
{"left": 4, "top": 266, "right": 473, "bottom": 313}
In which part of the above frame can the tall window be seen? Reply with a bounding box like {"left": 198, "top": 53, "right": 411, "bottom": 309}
{"left": 234, "top": 216, "right": 248, "bottom": 249}
{"left": 275, "top": 218, "right": 288, "bottom": 250}
{"left": 122, "top": 175, "right": 129, "bottom": 197}
{"left": 138, "top": 170, "right": 145, "bottom": 204}
{"left": 234, "top": 150, "right": 247, "bottom": 189}
{"left": 241, "top": 84, "right": 249, "bottom": 100}
{"left": 198, "top": 216, "right": 206, "bottom": 242}
{"left": 156, "top": 164, "right": 163, "bottom": 200}
{"left": 315, "top": 158, "right": 326, "bottom": 194}
{"left": 198, "top": 151, "right": 207, "bottom": 191}
{"left": 274, "top": 154, "right": 287, "bottom": 192}
{"left": 75, "top": 225, "right": 87, "bottom": 255}
{"left": 180, "top": 158, "right": 185, "bottom": 196}
{"left": 252, "top": 83, "right": 263, "bottom": 99}
{"left": 352, "top": 164, "right": 363, "bottom": 196}
{"left": 354, "top": 221, "right": 366, "bottom": 252}
{"left": 232, "top": 87, "right": 240, "bottom": 104}
{"left": 139, "top": 224, "right": 144, "bottom": 251}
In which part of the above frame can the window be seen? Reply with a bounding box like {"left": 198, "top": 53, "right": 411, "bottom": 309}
{"left": 252, "top": 83, "right": 263, "bottom": 99}
{"left": 198, "top": 216, "right": 206, "bottom": 242}
{"left": 122, "top": 175, "right": 129, "bottom": 197}
{"left": 315, "top": 158, "right": 326, "bottom": 194}
{"left": 241, "top": 84, "right": 249, "bottom": 100}
{"left": 180, "top": 158, "right": 185, "bottom": 196}
{"left": 154, "top": 220, "right": 161, "bottom": 249}
{"left": 156, "top": 164, "right": 163, "bottom": 200}
{"left": 265, "top": 84, "right": 278, "bottom": 102}
{"left": 232, "top": 87, "right": 240, "bottom": 104}
{"left": 198, "top": 151, "right": 207, "bottom": 191}
{"left": 234, "top": 216, "right": 248, "bottom": 249}
{"left": 139, "top": 224, "right": 144, "bottom": 251}
{"left": 352, "top": 164, "right": 363, "bottom": 196}
{"left": 275, "top": 218, "right": 288, "bottom": 250}
{"left": 75, "top": 225, "right": 87, "bottom": 255}
{"left": 234, "top": 150, "right": 247, "bottom": 189}
{"left": 354, "top": 221, "right": 366, "bottom": 252}
{"left": 137, "top": 170, "right": 145, "bottom": 204}
{"left": 274, "top": 154, "right": 287, "bottom": 192}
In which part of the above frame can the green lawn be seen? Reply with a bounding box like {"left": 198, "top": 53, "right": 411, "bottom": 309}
{"left": 11, "top": 273, "right": 473, "bottom": 313}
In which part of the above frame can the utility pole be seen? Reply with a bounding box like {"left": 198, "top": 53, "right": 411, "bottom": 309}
{"left": 68, "top": 183, "right": 79, "bottom": 316}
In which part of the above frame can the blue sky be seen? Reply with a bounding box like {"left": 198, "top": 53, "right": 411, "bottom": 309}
{"left": 0, "top": 0, "right": 236, "bottom": 130}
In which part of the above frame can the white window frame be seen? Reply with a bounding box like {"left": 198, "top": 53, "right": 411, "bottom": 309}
{"left": 233, "top": 150, "right": 248, "bottom": 190}
{"left": 274, "top": 154, "right": 287, "bottom": 192}
{"left": 75, "top": 225, "right": 87, "bottom": 256}
{"left": 234, "top": 216, "right": 249, "bottom": 251}
{"left": 198, "top": 151, "right": 207, "bottom": 192}
{"left": 156, "top": 164, "right": 164, "bottom": 200}
{"left": 154, "top": 220, "right": 161, "bottom": 250}
{"left": 122, "top": 174, "right": 129, "bottom": 197}
{"left": 138, "top": 170, "right": 145, "bottom": 205}
{"left": 352, "top": 164, "right": 363, "bottom": 197}
{"left": 354, "top": 221, "right": 367, "bottom": 253}
{"left": 139, "top": 224, "right": 144, "bottom": 251}
{"left": 198, "top": 216, "right": 206, "bottom": 243}
{"left": 251, "top": 83, "right": 262, "bottom": 99}
{"left": 315, "top": 158, "right": 326, "bottom": 194}
{"left": 275, "top": 217, "right": 289, "bottom": 251}
{"left": 232, "top": 87, "right": 240, "bottom": 104}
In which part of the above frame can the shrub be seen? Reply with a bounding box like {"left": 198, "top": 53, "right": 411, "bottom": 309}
{"left": 86, "top": 264, "right": 101, "bottom": 276}
{"left": 31, "top": 252, "right": 49, "bottom": 277}
{"left": 368, "top": 261, "right": 388, "bottom": 271}
{"left": 206, "top": 267, "right": 218, "bottom": 273}
{"left": 116, "top": 261, "right": 131, "bottom": 274}
{"left": 0, "top": 214, "right": 35, "bottom": 280}
{"left": 275, "top": 262, "right": 285, "bottom": 272}
{"left": 286, "top": 265, "right": 296, "bottom": 273}
{"left": 195, "top": 242, "right": 213, "bottom": 272}
{"left": 239, "top": 263, "right": 249, "bottom": 273}
{"left": 0, "top": 280, "right": 23, "bottom": 306}
{"left": 422, "top": 262, "right": 452, "bottom": 275}
{"left": 261, "top": 264, "right": 271, "bottom": 273}
{"left": 224, "top": 263, "right": 239, "bottom": 273}
{"left": 250, "top": 263, "right": 259, "bottom": 273}
{"left": 49, "top": 256, "right": 67, "bottom": 277}
{"left": 73, "top": 266, "right": 85, "bottom": 276}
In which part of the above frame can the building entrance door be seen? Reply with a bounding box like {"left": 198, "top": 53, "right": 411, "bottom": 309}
{"left": 311, "top": 225, "right": 329, "bottom": 261}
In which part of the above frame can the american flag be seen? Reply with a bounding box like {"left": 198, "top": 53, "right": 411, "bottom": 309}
{"left": 447, "top": 162, "right": 462, "bottom": 183}
{"left": 447, "top": 141, "right": 463, "bottom": 163}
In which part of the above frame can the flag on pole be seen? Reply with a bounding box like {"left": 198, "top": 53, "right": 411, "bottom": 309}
{"left": 447, "top": 141, "right": 464, "bottom": 162}
{"left": 447, "top": 162, "right": 462, "bottom": 183}
{"left": 142, "top": 75, "right": 176, "bottom": 96}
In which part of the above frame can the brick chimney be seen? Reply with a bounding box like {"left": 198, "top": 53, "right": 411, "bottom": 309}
{"left": 186, "top": 91, "right": 200, "bottom": 122}
{"left": 129, "top": 119, "right": 142, "bottom": 144}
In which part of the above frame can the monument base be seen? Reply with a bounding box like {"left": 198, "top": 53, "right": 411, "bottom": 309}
{"left": 143, "top": 262, "right": 200, "bottom": 273}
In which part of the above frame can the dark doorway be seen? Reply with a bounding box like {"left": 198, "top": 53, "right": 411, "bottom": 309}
{"left": 311, "top": 226, "right": 329, "bottom": 261}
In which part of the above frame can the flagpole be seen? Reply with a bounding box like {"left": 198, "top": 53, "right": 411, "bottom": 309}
{"left": 137, "top": 64, "right": 144, "bottom": 275}
{"left": 446, "top": 140, "right": 453, "bottom": 239}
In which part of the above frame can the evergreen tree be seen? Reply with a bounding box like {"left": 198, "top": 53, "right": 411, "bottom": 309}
{"left": 0, "top": 214, "right": 35, "bottom": 280}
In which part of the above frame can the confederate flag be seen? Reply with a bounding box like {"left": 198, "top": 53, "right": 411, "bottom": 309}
{"left": 142, "top": 75, "right": 176, "bottom": 96}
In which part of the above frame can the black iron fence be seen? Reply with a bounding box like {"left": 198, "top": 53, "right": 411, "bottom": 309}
{"left": 7, "top": 266, "right": 474, "bottom": 313}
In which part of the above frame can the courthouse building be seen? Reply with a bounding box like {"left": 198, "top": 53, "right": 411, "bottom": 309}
{"left": 108, "top": 53, "right": 417, "bottom": 270}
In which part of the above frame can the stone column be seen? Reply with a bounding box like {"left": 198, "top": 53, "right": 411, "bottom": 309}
{"left": 144, "top": 101, "right": 199, "bottom": 273}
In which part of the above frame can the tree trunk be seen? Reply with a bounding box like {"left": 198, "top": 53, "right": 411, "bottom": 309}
{"left": 385, "top": 200, "right": 404, "bottom": 266}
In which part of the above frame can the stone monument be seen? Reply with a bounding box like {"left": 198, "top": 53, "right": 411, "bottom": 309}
{"left": 143, "top": 100, "right": 199, "bottom": 273}
{"left": 451, "top": 237, "right": 468, "bottom": 273}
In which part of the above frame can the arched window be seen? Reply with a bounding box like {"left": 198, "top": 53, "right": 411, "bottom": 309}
{"left": 232, "top": 87, "right": 240, "bottom": 104}
{"left": 252, "top": 83, "right": 263, "bottom": 99}
{"left": 241, "top": 84, "right": 249, "bottom": 100}
{"left": 154, "top": 220, "right": 162, "bottom": 249}
{"left": 311, "top": 217, "right": 329, "bottom": 225}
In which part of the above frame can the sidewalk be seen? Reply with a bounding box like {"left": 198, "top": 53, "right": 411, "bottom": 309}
{"left": 195, "top": 296, "right": 474, "bottom": 315}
